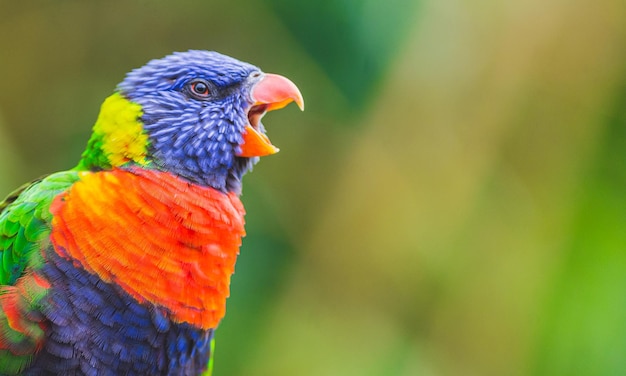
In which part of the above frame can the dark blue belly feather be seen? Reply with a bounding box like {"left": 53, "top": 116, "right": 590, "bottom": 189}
{"left": 26, "top": 248, "right": 213, "bottom": 375}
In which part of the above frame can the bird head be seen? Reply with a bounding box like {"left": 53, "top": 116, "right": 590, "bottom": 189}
{"left": 77, "top": 50, "right": 303, "bottom": 193}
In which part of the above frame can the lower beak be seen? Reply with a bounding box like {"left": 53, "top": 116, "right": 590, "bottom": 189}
{"left": 237, "top": 74, "right": 304, "bottom": 158}
{"left": 240, "top": 124, "right": 280, "bottom": 157}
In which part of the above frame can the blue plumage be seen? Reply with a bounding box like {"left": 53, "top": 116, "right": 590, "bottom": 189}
{"left": 28, "top": 249, "right": 213, "bottom": 375}
{"left": 119, "top": 50, "right": 262, "bottom": 193}
{"left": 0, "top": 50, "right": 303, "bottom": 375}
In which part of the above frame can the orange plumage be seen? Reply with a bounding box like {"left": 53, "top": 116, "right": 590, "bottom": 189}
{"left": 0, "top": 50, "right": 304, "bottom": 374}
{"left": 50, "top": 168, "right": 246, "bottom": 329}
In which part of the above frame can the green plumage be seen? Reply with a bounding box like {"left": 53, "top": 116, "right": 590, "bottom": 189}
{"left": 0, "top": 50, "right": 304, "bottom": 375}
{"left": 0, "top": 172, "right": 80, "bottom": 374}
{"left": 0, "top": 172, "right": 79, "bottom": 286}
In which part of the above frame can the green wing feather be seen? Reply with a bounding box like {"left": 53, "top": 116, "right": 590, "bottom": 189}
{"left": 0, "top": 171, "right": 80, "bottom": 375}
{"left": 0, "top": 172, "right": 79, "bottom": 285}
{"left": 0, "top": 175, "right": 47, "bottom": 214}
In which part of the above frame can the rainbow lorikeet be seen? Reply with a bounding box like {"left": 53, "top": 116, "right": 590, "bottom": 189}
{"left": 0, "top": 50, "right": 303, "bottom": 375}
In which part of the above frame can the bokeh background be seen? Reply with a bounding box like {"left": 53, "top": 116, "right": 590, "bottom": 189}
{"left": 1, "top": 1, "right": 625, "bottom": 375}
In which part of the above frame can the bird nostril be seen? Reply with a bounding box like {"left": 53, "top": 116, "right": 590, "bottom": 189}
{"left": 250, "top": 71, "right": 262, "bottom": 79}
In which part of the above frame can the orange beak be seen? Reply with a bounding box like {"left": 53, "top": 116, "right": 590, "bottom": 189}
{"left": 237, "top": 73, "right": 304, "bottom": 158}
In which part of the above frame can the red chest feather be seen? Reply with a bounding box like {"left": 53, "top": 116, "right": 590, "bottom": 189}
{"left": 49, "top": 168, "right": 246, "bottom": 329}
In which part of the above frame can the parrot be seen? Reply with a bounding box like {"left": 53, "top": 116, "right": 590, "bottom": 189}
{"left": 0, "top": 50, "right": 303, "bottom": 375}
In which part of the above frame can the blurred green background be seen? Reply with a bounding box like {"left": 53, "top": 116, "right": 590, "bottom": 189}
{"left": 1, "top": 1, "right": 626, "bottom": 375}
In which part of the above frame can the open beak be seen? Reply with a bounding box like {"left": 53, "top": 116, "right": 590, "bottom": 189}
{"left": 237, "top": 73, "right": 304, "bottom": 158}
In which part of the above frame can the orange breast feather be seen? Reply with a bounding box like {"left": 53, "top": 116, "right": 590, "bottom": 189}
{"left": 49, "top": 168, "right": 246, "bottom": 329}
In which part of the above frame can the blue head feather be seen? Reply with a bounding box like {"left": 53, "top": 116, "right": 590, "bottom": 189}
{"left": 117, "top": 50, "right": 263, "bottom": 193}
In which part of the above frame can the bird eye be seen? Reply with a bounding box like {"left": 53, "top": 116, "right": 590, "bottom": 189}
{"left": 190, "top": 80, "right": 211, "bottom": 98}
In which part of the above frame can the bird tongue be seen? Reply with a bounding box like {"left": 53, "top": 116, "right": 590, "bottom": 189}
{"left": 237, "top": 74, "right": 304, "bottom": 158}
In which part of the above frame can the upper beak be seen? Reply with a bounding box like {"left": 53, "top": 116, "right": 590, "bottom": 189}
{"left": 237, "top": 73, "right": 304, "bottom": 158}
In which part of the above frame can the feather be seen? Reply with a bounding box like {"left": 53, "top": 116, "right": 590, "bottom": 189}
{"left": 0, "top": 50, "right": 303, "bottom": 375}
